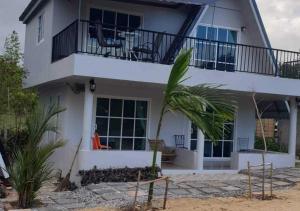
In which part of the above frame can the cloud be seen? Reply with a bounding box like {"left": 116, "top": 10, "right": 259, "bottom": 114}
{"left": 256, "top": 0, "right": 300, "bottom": 51}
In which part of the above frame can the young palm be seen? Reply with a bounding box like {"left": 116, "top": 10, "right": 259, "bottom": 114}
{"left": 148, "top": 49, "right": 236, "bottom": 203}
{"left": 8, "top": 104, "right": 65, "bottom": 208}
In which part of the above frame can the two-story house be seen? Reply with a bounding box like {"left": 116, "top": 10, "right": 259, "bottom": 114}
{"left": 20, "top": 0, "right": 300, "bottom": 178}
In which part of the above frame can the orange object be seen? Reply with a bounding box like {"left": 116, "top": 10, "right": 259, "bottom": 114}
{"left": 92, "top": 133, "right": 110, "bottom": 150}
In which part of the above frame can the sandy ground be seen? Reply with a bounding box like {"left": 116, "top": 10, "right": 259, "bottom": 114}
{"left": 80, "top": 184, "right": 300, "bottom": 211}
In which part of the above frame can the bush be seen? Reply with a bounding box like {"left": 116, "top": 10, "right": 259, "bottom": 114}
{"left": 255, "top": 137, "right": 287, "bottom": 153}
{"left": 79, "top": 166, "right": 161, "bottom": 186}
{"left": 8, "top": 104, "right": 65, "bottom": 208}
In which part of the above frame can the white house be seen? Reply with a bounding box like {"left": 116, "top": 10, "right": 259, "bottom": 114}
{"left": 20, "top": 0, "right": 300, "bottom": 178}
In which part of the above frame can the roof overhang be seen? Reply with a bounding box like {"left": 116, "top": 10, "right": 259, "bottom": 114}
{"left": 19, "top": 0, "right": 218, "bottom": 23}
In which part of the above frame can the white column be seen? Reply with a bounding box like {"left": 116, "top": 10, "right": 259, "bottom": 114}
{"left": 289, "top": 98, "right": 298, "bottom": 158}
{"left": 196, "top": 129, "right": 205, "bottom": 170}
{"left": 81, "top": 82, "right": 94, "bottom": 151}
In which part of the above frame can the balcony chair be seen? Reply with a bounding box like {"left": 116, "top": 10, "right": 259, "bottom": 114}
{"left": 92, "top": 132, "right": 111, "bottom": 150}
{"left": 237, "top": 137, "right": 250, "bottom": 152}
{"left": 132, "top": 32, "right": 164, "bottom": 62}
{"left": 174, "top": 135, "right": 187, "bottom": 149}
{"left": 93, "top": 22, "right": 123, "bottom": 57}
{"left": 148, "top": 139, "right": 176, "bottom": 163}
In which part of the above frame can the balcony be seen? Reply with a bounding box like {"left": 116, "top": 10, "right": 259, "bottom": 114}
{"left": 52, "top": 20, "right": 300, "bottom": 79}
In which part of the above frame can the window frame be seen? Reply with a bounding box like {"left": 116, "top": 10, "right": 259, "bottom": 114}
{"left": 93, "top": 96, "right": 151, "bottom": 151}
{"left": 189, "top": 120, "right": 235, "bottom": 159}
{"left": 194, "top": 24, "right": 239, "bottom": 71}
{"left": 37, "top": 13, "right": 45, "bottom": 45}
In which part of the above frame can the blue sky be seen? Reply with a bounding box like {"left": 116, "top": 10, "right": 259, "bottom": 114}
{"left": 0, "top": 0, "right": 299, "bottom": 52}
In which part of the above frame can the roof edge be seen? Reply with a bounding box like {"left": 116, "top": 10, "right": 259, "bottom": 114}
{"left": 250, "top": 0, "right": 272, "bottom": 49}
{"left": 19, "top": 0, "right": 47, "bottom": 23}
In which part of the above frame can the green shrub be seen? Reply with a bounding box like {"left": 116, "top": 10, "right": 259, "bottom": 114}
{"left": 255, "top": 137, "right": 287, "bottom": 153}
{"left": 8, "top": 104, "right": 65, "bottom": 208}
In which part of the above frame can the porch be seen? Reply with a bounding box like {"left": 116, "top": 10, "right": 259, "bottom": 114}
{"left": 73, "top": 79, "right": 298, "bottom": 174}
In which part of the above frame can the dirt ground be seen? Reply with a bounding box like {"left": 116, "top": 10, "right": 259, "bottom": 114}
{"left": 80, "top": 184, "right": 300, "bottom": 211}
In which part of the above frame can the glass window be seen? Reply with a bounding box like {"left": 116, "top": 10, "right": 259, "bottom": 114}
{"left": 96, "top": 118, "right": 108, "bottom": 136}
{"left": 228, "top": 30, "right": 237, "bottom": 43}
{"left": 37, "top": 14, "right": 44, "bottom": 43}
{"left": 207, "top": 27, "right": 217, "bottom": 41}
{"left": 204, "top": 141, "right": 212, "bottom": 157}
{"left": 213, "top": 142, "right": 223, "bottom": 157}
{"left": 218, "top": 28, "right": 227, "bottom": 42}
{"left": 134, "top": 138, "right": 146, "bottom": 150}
{"left": 197, "top": 26, "right": 207, "bottom": 39}
{"left": 109, "top": 118, "right": 121, "bottom": 136}
{"left": 96, "top": 98, "right": 109, "bottom": 116}
{"left": 110, "top": 99, "right": 122, "bottom": 117}
{"left": 195, "top": 25, "right": 238, "bottom": 72}
{"left": 122, "top": 119, "right": 134, "bottom": 136}
{"left": 129, "top": 15, "right": 141, "bottom": 29}
{"left": 136, "top": 101, "right": 148, "bottom": 118}
{"left": 95, "top": 98, "right": 148, "bottom": 151}
{"left": 124, "top": 100, "right": 135, "bottom": 117}
{"left": 89, "top": 8, "right": 142, "bottom": 40}
{"left": 135, "top": 119, "right": 147, "bottom": 137}
{"left": 121, "top": 138, "right": 133, "bottom": 150}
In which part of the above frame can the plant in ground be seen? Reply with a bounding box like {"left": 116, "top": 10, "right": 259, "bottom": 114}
{"left": 148, "top": 49, "right": 236, "bottom": 203}
{"left": 7, "top": 104, "right": 65, "bottom": 208}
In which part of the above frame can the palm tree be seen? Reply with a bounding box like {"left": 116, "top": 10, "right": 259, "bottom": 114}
{"left": 8, "top": 104, "right": 65, "bottom": 208}
{"left": 147, "top": 49, "right": 236, "bottom": 203}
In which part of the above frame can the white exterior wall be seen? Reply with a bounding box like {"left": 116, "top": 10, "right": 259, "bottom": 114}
{"left": 231, "top": 152, "right": 294, "bottom": 170}
{"left": 235, "top": 96, "right": 256, "bottom": 150}
{"left": 23, "top": 0, "right": 54, "bottom": 88}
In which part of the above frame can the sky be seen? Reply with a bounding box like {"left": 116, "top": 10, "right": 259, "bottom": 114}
{"left": 0, "top": 0, "right": 300, "bottom": 52}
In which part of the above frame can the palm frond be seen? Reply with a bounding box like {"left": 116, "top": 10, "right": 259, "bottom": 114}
{"left": 8, "top": 103, "right": 66, "bottom": 208}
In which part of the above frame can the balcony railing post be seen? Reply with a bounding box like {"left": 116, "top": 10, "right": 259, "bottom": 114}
{"left": 75, "top": 20, "right": 79, "bottom": 53}
{"left": 275, "top": 50, "right": 279, "bottom": 77}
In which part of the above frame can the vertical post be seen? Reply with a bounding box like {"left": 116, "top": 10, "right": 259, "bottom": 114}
{"left": 163, "top": 177, "right": 169, "bottom": 210}
{"left": 289, "top": 97, "right": 298, "bottom": 160}
{"left": 133, "top": 171, "right": 141, "bottom": 209}
{"left": 270, "top": 163, "right": 273, "bottom": 197}
{"left": 196, "top": 129, "right": 204, "bottom": 170}
{"left": 81, "top": 82, "right": 94, "bottom": 151}
{"left": 247, "top": 161, "right": 252, "bottom": 199}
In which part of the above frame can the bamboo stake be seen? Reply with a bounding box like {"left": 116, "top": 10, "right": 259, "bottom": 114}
{"left": 248, "top": 161, "right": 252, "bottom": 199}
{"left": 252, "top": 93, "right": 267, "bottom": 200}
{"left": 133, "top": 171, "right": 141, "bottom": 210}
{"left": 270, "top": 163, "right": 273, "bottom": 197}
{"left": 163, "top": 177, "right": 169, "bottom": 210}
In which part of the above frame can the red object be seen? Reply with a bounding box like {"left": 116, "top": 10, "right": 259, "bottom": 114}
{"left": 92, "top": 133, "right": 110, "bottom": 150}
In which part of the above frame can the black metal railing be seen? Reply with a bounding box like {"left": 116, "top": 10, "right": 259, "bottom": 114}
{"left": 52, "top": 20, "right": 300, "bottom": 79}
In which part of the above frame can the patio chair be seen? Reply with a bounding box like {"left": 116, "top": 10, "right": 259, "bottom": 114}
{"left": 148, "top": 139, "right": 176, "bottom": 163}
{"left": 174, "top": 135, "right": 187, "bottom": 149}
{"left": 93, "top": 22, "right": 123, "bottom": 57}
{"left": 132, "top": 32, "right": 164, "bottom": 62}
{"left": 92, "top": 132, "right": 111, "bottom": 150}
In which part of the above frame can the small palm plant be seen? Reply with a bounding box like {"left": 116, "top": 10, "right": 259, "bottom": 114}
{"left": 148, "top": 49, "right": 236, "bottom": 203}
{"left": 8, "top": 104, "right": 65, "bottom": 208}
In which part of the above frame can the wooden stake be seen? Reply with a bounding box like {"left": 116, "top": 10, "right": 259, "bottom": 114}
{"left": 133, "top": 171, "right": 141, "bottom": 209}
{"left": 270, "top": 163, "right": 273, "bottom": 197}
{"left": 163, "top": 177, "right": 169, "bottom": 210}
{"left": 248, "top": 161, "right": 252, "bottom": 199}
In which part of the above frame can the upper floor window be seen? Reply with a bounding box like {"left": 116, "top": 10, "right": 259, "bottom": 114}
{"left": 195, "top": 25, "right": 238, "bottom": 72}
{"left": 89, "top": 8, "right": 142, "bottom": 39}
{"left": 37, "top": 14, "right": 44, "bottom": 44}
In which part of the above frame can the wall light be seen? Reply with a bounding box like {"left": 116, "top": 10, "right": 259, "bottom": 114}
{"left": 241, "top": 26, "right": 247, "bottom": 32}
{"left": 89, "top": 79, "right": 96, "bottom": 92}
